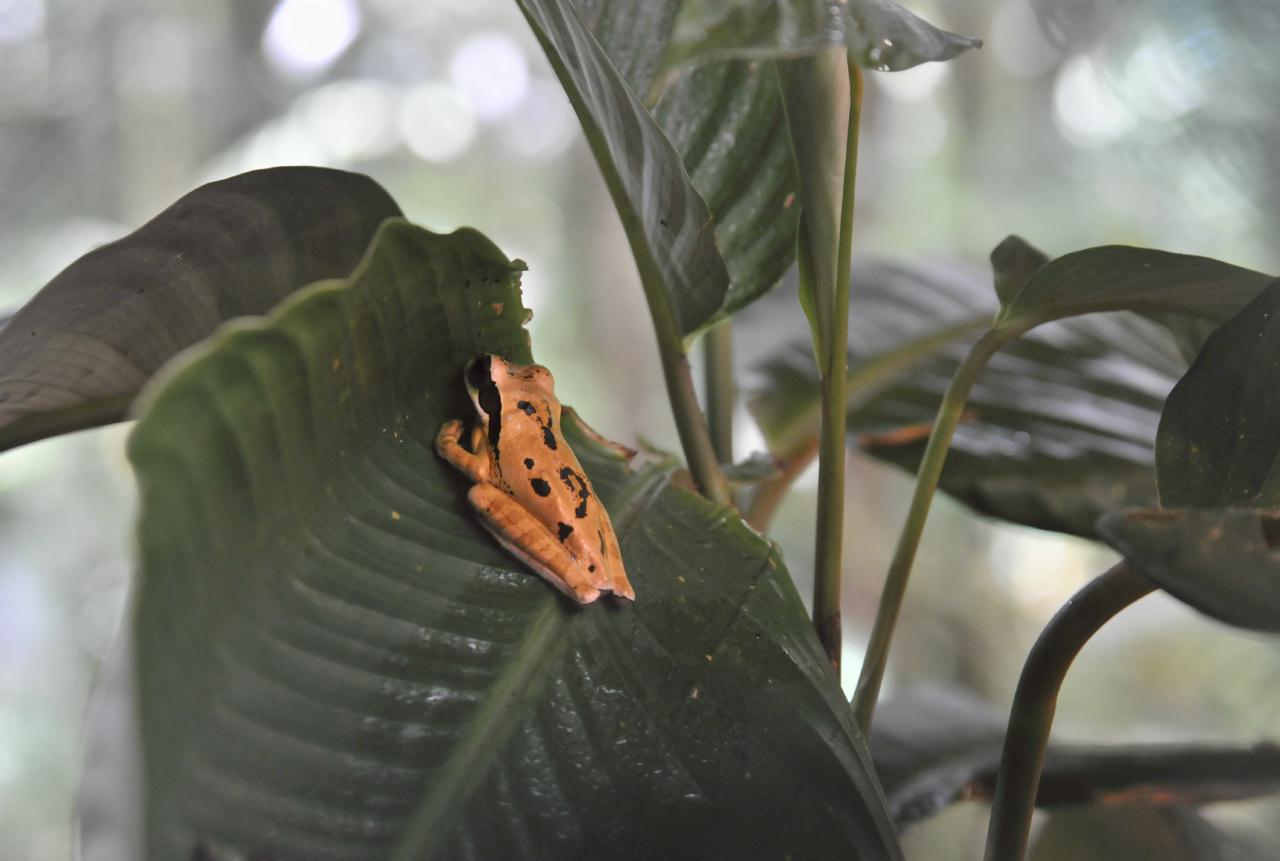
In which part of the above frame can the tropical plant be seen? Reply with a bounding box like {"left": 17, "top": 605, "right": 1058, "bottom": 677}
{"left": 9, "top": 1, "right": 1280, "bottom": 859}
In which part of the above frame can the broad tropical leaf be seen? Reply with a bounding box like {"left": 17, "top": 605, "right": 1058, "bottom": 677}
{"left": 519, "top": 0, "right": 730, "bottom": 340}
{"left": 1098, "top": 508, "right": 1280, "bottom": 632}
{"left": 127, "top": 220, "right": 900, "bottom": 859}
{"left": 995, "top": 245, "right": 1274, "bottom": 346}
{"left": 0, "top": 167, "right": 400, "bottom": 453}
{"left": 666, "top": 0, "right": 982, "bottom": 71}
{"left": 871, "top": 686, "right": 1280, "bottom": 827}
{"left": 1100, "top": 281, "right": 1280, "bottom": 632}
{"left": 1155, "top": 279, "right": 1280, "bottom": 508}
{"left": 745, "top": 260, "right": 1182, "bottom": 537}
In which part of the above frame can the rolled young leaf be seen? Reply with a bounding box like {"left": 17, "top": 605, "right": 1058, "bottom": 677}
{"left": 127, "top": 220, "right": 901, "bottom": 859}
{"left": 0, "top": 166, "right": 401, "bottom": 453}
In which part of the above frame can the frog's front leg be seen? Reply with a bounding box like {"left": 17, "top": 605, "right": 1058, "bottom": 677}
{"left": 467, "top": 483, "right": 602, "bottom": 604}
{"left": 435, "top": 419, "right": 491, "bottom": 482}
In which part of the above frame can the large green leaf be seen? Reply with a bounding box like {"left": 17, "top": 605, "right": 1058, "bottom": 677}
{"left": 519, "top": 0, "right": 729, "bottom": 341}
{"left": 995, "top": 245, "right": 1274, "bottom": 344}
{"left": 666, "top": 0, "right": 982, "bottom": 71}
{"left": 0, "top": 167, "right": 400, "bottom": 453}
{"left": 745, "top": 260, "right": 1183, "bottom": 537}
{"left": 1099, "top": 281, "right": 1280, "bottom": 632}
{"left": 871, "top": 686, "right": 1280, "bottom": 827}
{"left": 1098, "top": 508, "right": 1280, "bottom": 632}
{"left": 1155, "top": 279, "right": 1280, "bottom": 508}
{"left": 127, "top": 220, "right": 900, "bottom": 859}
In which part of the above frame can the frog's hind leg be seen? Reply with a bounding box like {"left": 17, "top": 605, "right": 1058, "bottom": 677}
{"left": 435, "top": 419, "right": 491, "bottom": 482}
{"left": 467, "top": 483, "right": 601, "bottom": 604}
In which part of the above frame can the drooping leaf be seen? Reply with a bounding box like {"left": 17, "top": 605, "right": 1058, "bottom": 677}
{"left": 871, "top": 686, "right": 1280, "bottom": 828}
{"left": 994, "top": 246, "right": 1274, "bottom": 348}
{"left": 0, "top": 167, "right": 400, "bottom": 453}
{"left": 745, "top": 260, "right": 1183, "bottom": 537}
{"left": 654, "top": 60, "right": 799, "bottom": 317}
{"left": 1098, "top": 508, "right": 1280, "bottom": 633}
{"left": 666, "top": 0, "right": 982, "bottom": 71}
{"left": 127, "top": 220, "right": 900, "bottom": 859}
{"left": 570, "top": 0, "right": 800, "bottom": 327}
{"left": 1155, "top": 279, "right": 1280, "bottom": 509}
{"left": 519, "top": 0, "right": 729, "bottom": 341}
{"left": 1099, "top": 281, "right": 1280, "bottom": 632}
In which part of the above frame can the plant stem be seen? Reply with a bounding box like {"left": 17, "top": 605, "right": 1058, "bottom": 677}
{"left": 704, "top": 322, "right": 736, "bottom": 465}
{"left": 852, "top": 325, "right": 1013, "bottom": 729}
{"left": 661, "top": 343, "right": 733, "bottom": 506}
{"left": 984, "top": 562, "right": 1153, "bottom": 861}
{"left": 811, "top": 63, "right": 864, "bottom": 671}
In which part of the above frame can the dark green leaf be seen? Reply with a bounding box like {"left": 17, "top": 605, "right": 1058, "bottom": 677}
{"left": 128, "top": 220, "right": 900, "bottom": 859}
{"left": 1098, "top": 508, "right": 1280, "bottom": 632}
{"left": 995, "top": 246, "right": 1274, "bottom": 348}
{"left": 745, "top": 260, "right": 1183, "bottom": 537}
{"left": 0, "top": 167, "right": 400, "bottom": 453}
{"left": 1099, "top": 282, "right": 1280, "bottom": 632}
{"left": 577, "top": 0, "right": 800, "bottom": 325}
{"left": 872, "top": 686, "right": 1280, "bottom": 828}
{"left": 655, "top": 60, "right": 799, "bottom": 318}
{"left": 991, "top": 235, "right": 1050, "bottom": 308}
{"left": 667, "top": 0, "right": 982, "bottom": 71}
{"left": 519, "top": 0, "right": 729, "bottom": 340}
{"left": 1155, "top": 279, "right": 1280, "bottom": 508}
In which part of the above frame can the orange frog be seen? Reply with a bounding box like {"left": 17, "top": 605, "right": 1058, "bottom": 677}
{"left": 435, "top": 355, "right": 634, "bottom": 604}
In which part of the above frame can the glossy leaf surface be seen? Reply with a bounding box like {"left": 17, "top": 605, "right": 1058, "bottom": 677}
{"left": 0, "top": 167, "right": 400, "bottom": 452}
{"left": 129, "top": 221, "right": 900, "bottom": 859}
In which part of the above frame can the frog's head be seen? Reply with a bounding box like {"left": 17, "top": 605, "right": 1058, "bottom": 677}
{"left": 464, "top": 354, "right": 557, "bottom": 449}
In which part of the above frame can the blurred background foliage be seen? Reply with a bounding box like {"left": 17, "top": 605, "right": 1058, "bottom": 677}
{"left": 2, "top": 0, "right": 1280, "bottom": 857}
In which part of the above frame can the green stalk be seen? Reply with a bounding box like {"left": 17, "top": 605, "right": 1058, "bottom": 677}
{"left": 852, "top": 325, "right": 1015, "bottom": 729}
{"left": 704, "top": 322, "right": 736, "bottom": 465}
{"left": 811, "top": 62, "right": 864, "bottom": 670}
{"left": 985, "top": 562, "right": 1153, "bottom": 861}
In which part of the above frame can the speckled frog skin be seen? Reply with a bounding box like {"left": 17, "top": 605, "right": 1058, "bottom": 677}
{"left": 435, "top": 355, "right": 634, "bottom": 604}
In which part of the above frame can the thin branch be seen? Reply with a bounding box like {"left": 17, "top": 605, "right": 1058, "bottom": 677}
{"left": 704, "top": 322, "right": 735, "bottom": 465}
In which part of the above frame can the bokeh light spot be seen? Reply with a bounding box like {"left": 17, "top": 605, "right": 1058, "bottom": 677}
{"left": 262, "top": 0, "right": 361, "bottom": 78}
{"left": 449, "top": 33, "right": 529, "bottom": 120}
{"left": 398, "top": 82, "right": 477, "bottom": 163}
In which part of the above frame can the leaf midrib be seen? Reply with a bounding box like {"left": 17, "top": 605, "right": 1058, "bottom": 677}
{"left": 389, "top": 461, "right": 674, "bottom": 859}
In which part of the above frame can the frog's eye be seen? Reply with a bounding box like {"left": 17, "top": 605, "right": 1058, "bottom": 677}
{"left": 465, "top": 356, "right": 504, "bottom": 448}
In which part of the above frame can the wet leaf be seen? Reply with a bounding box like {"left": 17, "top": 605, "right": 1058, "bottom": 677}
{"left": 667, "top": 0, "right": 982, "bottom": 71}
